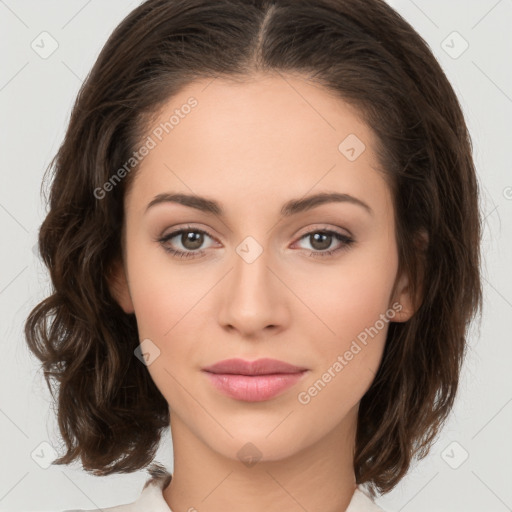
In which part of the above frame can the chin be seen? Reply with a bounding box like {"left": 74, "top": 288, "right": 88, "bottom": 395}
{"left": 203, "top": 425, "right": 312, "bottom": 465}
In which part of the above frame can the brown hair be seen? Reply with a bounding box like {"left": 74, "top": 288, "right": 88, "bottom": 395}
{"left": 25, "top": 0, "right": 482, "bottom": 497}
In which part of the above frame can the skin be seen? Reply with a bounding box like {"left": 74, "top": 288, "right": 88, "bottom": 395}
{"left": 109, "top": 72, "right": 415, "bottom": 512}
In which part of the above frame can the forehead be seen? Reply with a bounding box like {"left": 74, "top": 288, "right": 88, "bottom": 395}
{"left": 127, "top": 73, "right": 392, "bottom": 218}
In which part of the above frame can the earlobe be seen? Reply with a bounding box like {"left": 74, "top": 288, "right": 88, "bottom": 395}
{"left": 107, "top": 259, "right": 135, "bottom": 314}
{"left": 390, "top": 272, "right": 415, "bottom": 323}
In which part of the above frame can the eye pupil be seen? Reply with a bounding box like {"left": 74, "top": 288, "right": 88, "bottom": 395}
{"left": 182, "top": 231, "right": 203, "bottom": 250}
{"left": 311, "top": 232, "right": 331, "bottom": 250}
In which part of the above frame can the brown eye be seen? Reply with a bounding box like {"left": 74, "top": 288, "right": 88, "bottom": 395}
{"left": 158, "top": 227, "right": 216, "bottom": 259}
{"left": 296, "top": 229, "right": 355, "bottom": 258}
{"left": 309, "top": 232, "right": 333, "bottom": 251}
{"left": 179, "top": 231, "right": 204, "bottom": 250}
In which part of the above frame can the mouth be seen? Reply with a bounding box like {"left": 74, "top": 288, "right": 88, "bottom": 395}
{"left": 202, "top": 371, "right": 308, "bottom": 402}
{"left": 201, "top": 358, "right": 309, "bottom": 402}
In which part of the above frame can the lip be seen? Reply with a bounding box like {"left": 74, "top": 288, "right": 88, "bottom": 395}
{"left": 201, "top": 358, "right": 309, "bottom": 402}
{"left": 202, "top": 357, "right": 308, "bottom": 375}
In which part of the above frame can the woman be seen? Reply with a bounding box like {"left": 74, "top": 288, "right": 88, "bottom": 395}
{"left": 25, "top": 0, "right": 482, "bottom": 511}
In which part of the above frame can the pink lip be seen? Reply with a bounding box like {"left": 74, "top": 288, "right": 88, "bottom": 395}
{"left": 202, "top": 357, "right": 307, "bottom": 375}
{"left": 202, "top": 358, "right": 309, "bottom": 402}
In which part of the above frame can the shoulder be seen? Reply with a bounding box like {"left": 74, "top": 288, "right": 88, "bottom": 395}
{"left": 347, "top": 487, "right": 389, "bottom": 512}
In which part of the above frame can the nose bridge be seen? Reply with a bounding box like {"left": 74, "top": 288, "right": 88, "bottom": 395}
{"left": 234, "top": 236, "right": 272, "bottom": 296}
{"left": 218, "top": 234, "right": 288, "bottom": 335}
{"left": 231, "top": 236, "right": 277, "bottom": 308}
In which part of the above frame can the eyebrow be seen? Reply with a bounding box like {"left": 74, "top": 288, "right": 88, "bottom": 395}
{"left": 145, "top": 191, "right": 373, "bottom": 217}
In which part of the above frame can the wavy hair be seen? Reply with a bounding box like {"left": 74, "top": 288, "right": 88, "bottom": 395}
{"left": 25, "top": 0, "right": 483, "bottom": 497}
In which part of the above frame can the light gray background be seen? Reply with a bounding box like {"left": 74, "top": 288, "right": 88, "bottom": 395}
{"left": 1, "top": 1, "right": 511, "bottom": 511}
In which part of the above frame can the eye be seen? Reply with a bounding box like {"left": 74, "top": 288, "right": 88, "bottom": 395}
{"left": 157, "top": 226, "right": 355, "bottom": 260}
{"left": 157, "top": 226, "right": 217, "bottom": 259}
{"left": 294, "top": 229, "right": 355, "bottom": 258}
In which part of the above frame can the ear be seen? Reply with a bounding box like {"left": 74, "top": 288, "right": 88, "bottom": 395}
{"left": 389, "top": 271, "right": 415, "bottom": 322}
{"left": 107, "top": 258, "right": 134, "bottom": 314}
{"left": 389, "top": 230, "right": 428, "bottom": 323}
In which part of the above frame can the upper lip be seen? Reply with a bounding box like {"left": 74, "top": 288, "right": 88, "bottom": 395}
{"left": 202, "top": 358, "right": 308, "bottom": 375}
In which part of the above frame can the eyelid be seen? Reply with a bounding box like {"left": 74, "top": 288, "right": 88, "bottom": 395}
{"left": 293, "top": 223, "right": 353, "bottom": 239}
{"left": 159, "top": 221, "right": 215, "bottom": 236}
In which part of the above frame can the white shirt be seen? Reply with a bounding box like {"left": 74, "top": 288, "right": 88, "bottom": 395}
{"left": 62, "top": 471, "right": 387, "bottom": 512}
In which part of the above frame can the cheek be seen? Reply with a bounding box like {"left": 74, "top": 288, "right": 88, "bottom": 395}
{"left": 124, "top": 240, "right": 216, "bottom": 393}
{"left": 293, "top": 238, "right": 398, "bottom": 344}
{"left": 125, "top": 236, "right": 212, "bottom": 336}
{"left": 293, "top": 239, "right": 398, "bottom": 399}
{"left": 295, "top": 288, "right": 393, "bottom": 420}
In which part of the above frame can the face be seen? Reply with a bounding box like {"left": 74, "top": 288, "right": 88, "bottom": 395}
{"left": 111, "top": 72, "right": 413, "bottom": 463}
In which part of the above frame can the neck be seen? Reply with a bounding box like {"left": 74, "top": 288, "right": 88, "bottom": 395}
{"left": 163, "top": 406, "right": 359, "bottom": 512}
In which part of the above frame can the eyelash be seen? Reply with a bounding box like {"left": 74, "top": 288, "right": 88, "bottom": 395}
{"left": 157, "top": 225, "right": 355, "bottom": 260}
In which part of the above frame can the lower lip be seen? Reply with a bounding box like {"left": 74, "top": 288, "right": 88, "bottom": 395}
{"left": 203, "top": 371, "right": 308, "bottom": 402}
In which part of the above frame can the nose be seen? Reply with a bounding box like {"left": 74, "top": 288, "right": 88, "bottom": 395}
{"left": 217, "top": 244, "right": 290, "bottom": 339}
